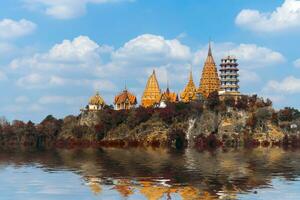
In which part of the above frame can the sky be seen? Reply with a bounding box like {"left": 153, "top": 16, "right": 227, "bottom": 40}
{"left": 0, "top": 0, "right": 300, "bottom": 122}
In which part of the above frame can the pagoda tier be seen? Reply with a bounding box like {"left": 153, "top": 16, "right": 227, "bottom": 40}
{"left": 198, "top": 43, "right": 221, "bottom": 98}
{"left": 180, "top": 71, "right": 198, "bottom": 102}
{"left": 141, "top": 70, "right": 162, "bottom": 107}
{"left": 219, "top": 56, "right": 240, "bottom": 94}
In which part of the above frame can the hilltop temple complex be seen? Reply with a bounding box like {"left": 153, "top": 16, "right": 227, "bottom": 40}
{"left": 83, "top": 43, "right": 241, "bottom": 111}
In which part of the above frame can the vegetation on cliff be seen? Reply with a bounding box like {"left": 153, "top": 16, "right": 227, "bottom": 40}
{"left": 0, "top": 93, "right": 300, "bottom": 149}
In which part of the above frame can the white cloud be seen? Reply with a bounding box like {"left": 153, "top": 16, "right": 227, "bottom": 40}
{"left": 193, "top": 43, "right": 285, "bottom": 69}
{"left": 0, "top": 19, "right": 36, "bottom": 39}
{"left": 15, "top": 96, "right": 30, "bottom": 103}
{"left": 16, "top": 73, "right": 45, "bottom": 88}
{"left": 263, "top": 76, "right": 300, "bottom": 94}
{"left": 239, "top": 69, "right": 261, "bottom": 83}
{"left": 293, "top": 58, "right": 300, "bottom": 68}
{"left": 23, "top": 0, "right": 134, "bottom": 19}
{"left": 10, "top": 36, "right": 109, "bottom": 70}
{"left": 236, "top": 0, "right": 300, "bottom": 32}
{"left": 113, "top": 34, "right": 192, "bottom": 65}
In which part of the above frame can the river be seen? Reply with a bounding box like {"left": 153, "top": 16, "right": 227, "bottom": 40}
{"left": 0, "top": 147, "right": 300, "bottom": 200}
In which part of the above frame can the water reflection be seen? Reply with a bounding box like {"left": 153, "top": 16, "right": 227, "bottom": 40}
{"left": 0, "top": 147, "right": 300, "bottom": 199}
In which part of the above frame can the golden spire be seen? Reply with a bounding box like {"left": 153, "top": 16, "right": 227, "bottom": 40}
{"left": 198, "top": 42, "right": 220, "bottom": 98}
{"left": 141, "top": 70, "right": 161, "bottom": 107}
{"left": 180, "top": 69, "right": 197, "bottom": 102}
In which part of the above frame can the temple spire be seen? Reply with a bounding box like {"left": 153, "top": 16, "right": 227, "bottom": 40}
{"left": 180, "top": 69, "right": 197, "bottom": 102}
{"left": 208, "top": 40, "right": 212, "bottom": 57}
{"left": 198, "top": 43, "right": 220, "bottom": 98}
{"left": 141, "top": 69, "right": 161, "bottom": 107}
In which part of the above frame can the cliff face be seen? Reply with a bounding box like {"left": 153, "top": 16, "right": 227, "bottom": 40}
{"left": 72, "top": 105, "right": 288, "bottom": 148}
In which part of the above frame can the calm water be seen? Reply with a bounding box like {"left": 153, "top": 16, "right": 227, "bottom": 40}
{"left": 0, "top": 147, "right": 300, "bottom": 200}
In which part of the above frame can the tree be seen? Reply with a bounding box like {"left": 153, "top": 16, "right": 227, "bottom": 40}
{"left": 206, "top": 91, "right": 220, "bottom": 110}
{"left": 224, "top": 96, "right": 235, "bottom": 107}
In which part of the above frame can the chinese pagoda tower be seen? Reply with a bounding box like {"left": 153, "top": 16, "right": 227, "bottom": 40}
{"left": 219, "top": 56, "right": 240, "bottom": 94}
{"left": 141, "top": 70, "right": 162, "bottom": 107}
{"left": 180, "top": 70, "right": 198, "bottom": 102}
{"left": 198, "top": 43, "right": 220, "bottom": 98}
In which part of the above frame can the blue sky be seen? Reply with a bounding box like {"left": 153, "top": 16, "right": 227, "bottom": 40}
{"left": 0, "top": 0, "right": 300, "bottom": 122}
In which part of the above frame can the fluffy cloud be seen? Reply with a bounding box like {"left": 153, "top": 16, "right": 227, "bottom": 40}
{"left": 263, "top": 76, "right": 300, "bottom": 94}
{"left": 236, "top": 0, "right": 300, "bottom": 32}
{"left": 10, "top": 36, "right": 110, "bottom": 70}
{"left": 113, "top": 34, "right": 191, "bottom": 64}
{"left": 0, "top": 19, "right": 36, "bottom": 39}
{"left": 11, "top": 34, "right": 286, "bottom": 93}
{"left": 23, "top": 0, "right": 134, "bottom": 19}
{"left": 194, "top": 42, "right": 285, "bottom": 69}
{"left": 294, "top": 58, "right": 300, "bottom": 68}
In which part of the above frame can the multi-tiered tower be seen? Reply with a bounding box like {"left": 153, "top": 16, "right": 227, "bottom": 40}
{"left": 180, "top": 71, "right": 198, "bottom": 102}
{"left": 141, "top": 70, "right": 162, "bottom": 107}
{"left": 198, "top": 43, "right": 221, "bottom": 98}
{"left": 219, "top": 56, "right": 240, "bottom": 95}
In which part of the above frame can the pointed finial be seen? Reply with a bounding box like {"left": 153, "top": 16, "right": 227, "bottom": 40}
{"left": 208, "top": 40, "right": 212, "bottom": 56}
{"left": 124, "top": 81, "right": 127, "bottom": 91}
{"left": 153, "top": 69, "right": 156, "bottom": 75}
{"left": 166, "top": 79, "right": 170, "bottom": 93}
{"left": 189, "top": 66, "right": 193, "bottom": 81}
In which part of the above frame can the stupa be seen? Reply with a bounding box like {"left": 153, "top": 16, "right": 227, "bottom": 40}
{"left": 141, "top": 70, "right": 162, "bottom": 107}
{"left": 180, "top": 71, "right": 198, "bottom": 102}
{"left": 198, "top": 43, "right": 220, "bottom": 98}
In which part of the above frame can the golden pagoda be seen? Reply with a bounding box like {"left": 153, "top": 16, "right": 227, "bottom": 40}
{"left": 180, "top": 71, "right": 198, "bottom": 102}
{"left": 141, "top": 70, "right": 162, "bottom": 107}
{"left": 198, "top": 43, "right": 220, "bottom": 98}
{"left": 114, "top": 88, "right": 137, "bottom": 110}
{"left": 87, "top": 91, "right": 106, "bottom": 111}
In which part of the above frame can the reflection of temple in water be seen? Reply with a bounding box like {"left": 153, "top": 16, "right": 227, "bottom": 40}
{"left": 0, "top": 147, "right": 300, "bottom": 199}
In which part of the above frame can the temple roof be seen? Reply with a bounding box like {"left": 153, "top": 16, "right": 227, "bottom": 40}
{"left": 159, "top": 87, "right": 178, "bottom": 103}
{"left": 89, "top": 92, "right": 105, "bottom": 106}
{"left": 114, "top": 89, "right": 137, "bottom": 105}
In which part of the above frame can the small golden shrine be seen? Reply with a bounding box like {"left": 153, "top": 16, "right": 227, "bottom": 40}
{"left": 114, "top": 88, "right": 137, "bottom": 110}
{"left": 141, "top": 70, "right": 162, "bottom": 107}
{"left": 87, "top": 91, "right": 106, "bottom": 111}
{"left": 198, "top": 43, "right": 221, "bottom": 98}
{"left": 180, "top": 71, "right": 198, "bottom": 102}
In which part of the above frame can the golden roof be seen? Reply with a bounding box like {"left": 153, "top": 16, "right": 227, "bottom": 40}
{"left": 114, "top": 89, "right": 137, "bottom": 105}
{"left": 141, "top": 70, "right": 162, "bottom": 107}
{"left": 180, "top": 71, "right": 198, "bottom": 102}
{"left": 89, "top": 92, "right": 105, "bottom": 106}
{"left": 159, "top": 87, "right": 178, "bottom": 103}
{"left": 198, "top": 43, "right": 220, "bottom": 98}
